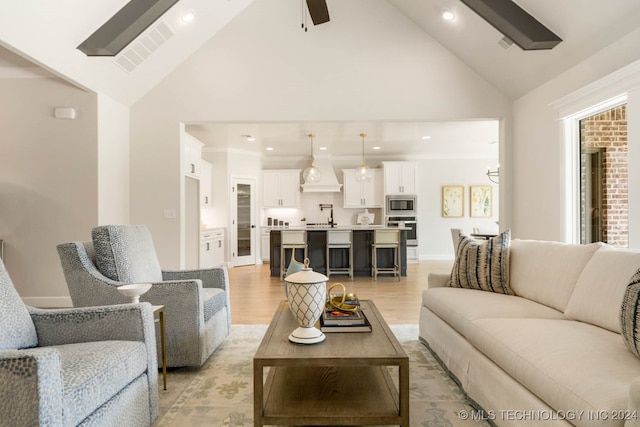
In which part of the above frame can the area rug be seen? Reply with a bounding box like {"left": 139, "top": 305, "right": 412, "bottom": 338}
{"left": 154, "top": 324, "right": 489, "bottom": 427}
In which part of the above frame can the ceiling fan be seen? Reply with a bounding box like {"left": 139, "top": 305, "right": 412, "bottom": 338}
{"left": 305, "top": 0, "right": 330, "bottom": 26}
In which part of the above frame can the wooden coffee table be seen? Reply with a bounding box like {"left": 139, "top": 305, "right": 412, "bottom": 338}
{"left": 253, "top": 300, "right": 409, "bottom": 426}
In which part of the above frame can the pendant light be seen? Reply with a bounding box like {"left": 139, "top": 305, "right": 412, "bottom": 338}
{"left": 302, "top": 133, "right": 322, "bottom": 183}
{"left": 354, "top": 133, "right": 372, "bottom": 183}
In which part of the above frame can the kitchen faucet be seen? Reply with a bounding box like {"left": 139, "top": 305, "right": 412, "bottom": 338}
{"left": 319, "top": 204, "right": 335, "bottom": 227}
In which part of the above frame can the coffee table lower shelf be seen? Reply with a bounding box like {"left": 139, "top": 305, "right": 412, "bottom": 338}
{"left": 261, "top": 365, "right": 401, "bottom": 426}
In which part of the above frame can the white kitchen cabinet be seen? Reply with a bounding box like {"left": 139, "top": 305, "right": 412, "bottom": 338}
{"left": 382, "top": 161, "right": 417, "bottom": 194}
{"left": 406, "top": 245, "right": 419, "bottom": 261}
{"left": 184, "top": 134, "right": 204, "bottom": 178}
{"left": 262, "top": 170, "right": 301, "bottom": 208}
{"left": 342, "top": 169, "right": 383, "bottom": 208}
{"left": 261, "top": 227, "right": 271, "bottom": 262}
{"left": 200, "top": 160, "right": 212, "bottom": 207}
{"left": 200, "top": 228, "right": 225, "bottom": 268}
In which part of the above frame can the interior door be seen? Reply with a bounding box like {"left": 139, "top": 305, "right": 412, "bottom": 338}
{"left": 231, "top": 177, "right": 257, "bottom": 266}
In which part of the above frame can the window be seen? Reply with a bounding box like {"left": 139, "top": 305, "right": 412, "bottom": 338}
{"left": 579, "top": 104, "right": 628, "bottom": 246}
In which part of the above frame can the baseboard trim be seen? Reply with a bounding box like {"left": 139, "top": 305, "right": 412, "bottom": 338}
{"left": 23, "top": 296, "right": 73, "bottom": 308}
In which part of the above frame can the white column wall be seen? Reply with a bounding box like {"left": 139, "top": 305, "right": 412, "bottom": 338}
{"left": 97, "top": 93, "right": 130, "bottom": 225}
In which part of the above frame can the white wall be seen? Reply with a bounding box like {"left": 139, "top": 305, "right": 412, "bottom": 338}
{"left": 0, "top": 77, "right": 99, "bottom": 305}
{"left": 130, "top": 0, "right": 510, "bottom": 267}
{"left": 97, "top": 93, "right": 130, "bottom": 224}
{"left": 416, "top": 158, "right": 499, "bottom": 259}
{"left": 511, "top": 28, "right": 640, "bottom": 243}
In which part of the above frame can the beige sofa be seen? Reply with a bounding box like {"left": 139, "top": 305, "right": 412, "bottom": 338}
{"left": 419, "top": 239, "right": 640, "bottom": 427}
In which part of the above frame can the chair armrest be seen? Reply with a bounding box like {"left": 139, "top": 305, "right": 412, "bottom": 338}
{"left": 29, "top": 303, "right": 156, "bottom": 348}
{"left": 428, "top": 273, "right": 450, "bottom": 288}
{"left": 0, "top": 348, "right": 63, "bottom": 426}
{"left": 162, "top": 266, "right": 229, "bottom": 291}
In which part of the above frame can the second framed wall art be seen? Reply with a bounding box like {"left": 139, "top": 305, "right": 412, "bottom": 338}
{"left": 470, "top": 185, "right": 492, "bottom": 217}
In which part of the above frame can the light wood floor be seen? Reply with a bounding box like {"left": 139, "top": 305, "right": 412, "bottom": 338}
{"left": 227, "top": 260, "right": 453, "bottom": 325}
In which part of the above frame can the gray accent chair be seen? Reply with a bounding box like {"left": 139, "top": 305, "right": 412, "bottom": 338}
{"left": 0, "top": 257, "right": 158, "bottom": 426}
{"left": 57, "top": 224, "right": 231, "bottom": 368}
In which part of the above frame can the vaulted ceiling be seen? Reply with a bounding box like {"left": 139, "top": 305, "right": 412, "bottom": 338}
{"left": 1, "top": 0, "right": 639, "bottom": 158}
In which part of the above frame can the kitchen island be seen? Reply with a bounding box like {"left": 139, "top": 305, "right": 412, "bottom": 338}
{"left": 269, "top": 226, "right": 408, "bottom": 278}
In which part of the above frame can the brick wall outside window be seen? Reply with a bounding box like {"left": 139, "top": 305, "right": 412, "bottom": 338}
{"left": 580, "top": 104, "right": 628, "bottom": 247}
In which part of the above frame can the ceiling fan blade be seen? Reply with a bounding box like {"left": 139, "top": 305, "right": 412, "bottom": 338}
{"left": 306, "top": 0, "right": 330, "bottom": 25}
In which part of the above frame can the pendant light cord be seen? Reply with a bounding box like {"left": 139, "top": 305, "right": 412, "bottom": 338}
{"left": 308, "top": 133, "right": 315, "bottom": 161}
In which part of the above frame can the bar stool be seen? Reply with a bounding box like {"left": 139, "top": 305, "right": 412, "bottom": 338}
{"left": 326, "top": 230, "right": 353, "bottom": 279}
{"left": 280, "top": 230, "right": 307, "bottom": 280}
{"left": 371, "top": 229, "right": 401, "bottom": 281}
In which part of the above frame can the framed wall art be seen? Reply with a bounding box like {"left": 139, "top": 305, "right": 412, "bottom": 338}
{"left": 442, "top": 185, "right": 464, "bottom": 218}
{"left": 470, "top": 185, "right": 492, "bottom": 217}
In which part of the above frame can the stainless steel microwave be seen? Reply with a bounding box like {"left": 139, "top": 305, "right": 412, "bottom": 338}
{"left": 386, "top": 195, "right": 417, "bottom": 215}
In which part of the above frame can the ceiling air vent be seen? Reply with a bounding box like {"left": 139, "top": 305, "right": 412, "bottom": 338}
{"left": 114, "top": 20, "right": 174, "bottom": 73}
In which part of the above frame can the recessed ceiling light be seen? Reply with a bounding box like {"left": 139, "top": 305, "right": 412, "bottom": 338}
{"left": 181, "top": 9, "right": 195, "bottom": 23}
{"left": 372, "top": 146, "right": 381, "bottom": 150}
{"left": 319, "top": 146, "right": 328, "bottom": 151}
{"left": 441, "top": 8, "right": 455, "bottom": 22}
{"left": 421, "top": 135, "right": 432, "bottom": 140}
{"left": 266, "top": 147, "right": 274, "bottom": 151}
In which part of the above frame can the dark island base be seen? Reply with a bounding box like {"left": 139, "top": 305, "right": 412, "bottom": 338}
{"left": 270, "top": 229, "right": 408, "bottom": 278}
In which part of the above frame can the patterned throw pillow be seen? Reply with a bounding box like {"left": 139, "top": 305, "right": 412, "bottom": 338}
{"left": 448, "top": 229, "right": 513, "bottom": 295}
{"left": 620, "top": 268, "right": 640, "bottom": 359}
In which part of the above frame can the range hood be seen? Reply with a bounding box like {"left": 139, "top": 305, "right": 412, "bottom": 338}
{"left": 301, "top": 158, "right": 343, "bottom": 193}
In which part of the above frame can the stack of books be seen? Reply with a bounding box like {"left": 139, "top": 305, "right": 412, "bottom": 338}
{"left": 320, "top": 297, "right": 372, "bottom": 333}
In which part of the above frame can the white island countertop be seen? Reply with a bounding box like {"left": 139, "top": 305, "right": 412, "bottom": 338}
{"left": 266, "top": 225, "right": 412, "bottom": 230}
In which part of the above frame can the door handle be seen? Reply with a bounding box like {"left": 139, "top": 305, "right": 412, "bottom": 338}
{"left": 251, "top": 225, "right": 256, "bottom": 228}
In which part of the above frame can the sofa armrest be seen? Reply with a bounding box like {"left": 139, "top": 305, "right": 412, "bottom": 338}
{"left": 628, "top": 376, "right": 640, "bottom": 427}
{"left": 0, "top": 348, "right": 63, "bottom": 426}
{"left": 162, "top": 266, "right": 229, "bottom": 291}
{"left": 428, "top": 273, "right": 450, "bottom": 288}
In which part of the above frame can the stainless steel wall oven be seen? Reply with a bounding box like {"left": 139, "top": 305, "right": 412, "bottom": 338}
{"left": 386, "top": 216, "right": 417, "bottom": 246}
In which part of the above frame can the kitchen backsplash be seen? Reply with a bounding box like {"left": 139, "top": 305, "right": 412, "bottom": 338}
{"left": 263, "top": 193, "right": 383, "bottom": 227}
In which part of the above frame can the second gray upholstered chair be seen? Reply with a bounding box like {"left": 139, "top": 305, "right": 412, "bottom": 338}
{"left": 57, "top": 224, "right": 231, "bottom": 368}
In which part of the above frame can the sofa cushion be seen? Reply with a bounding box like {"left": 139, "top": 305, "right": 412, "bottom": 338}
{"left": 509, "top": 240, "right": 603, "bottom": 312}
{"left": 566, "top": 245, "right": 640, "bottom": 333}
{"left": 92, "top": 225, "right": 163, "bottom": 283}
{"left": 448, "top": 229, "right": 512, "bottom": 295}
{"left": 621, "top": 268, "right": 640, "bottom": 359}
{"left": 202, "top": 288, "right": 228, "bottom": 322}
{"left": 0, "top": 259, "right": 38, "bottom": 350}
{"left": 57, "top": 340, "right": 147, "bottom": 426}
{"left": 422, "top": 287, "right": 565, "bottom": 338}
{"left": 466, "top": 318, "right": 640, "bottom": 420}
